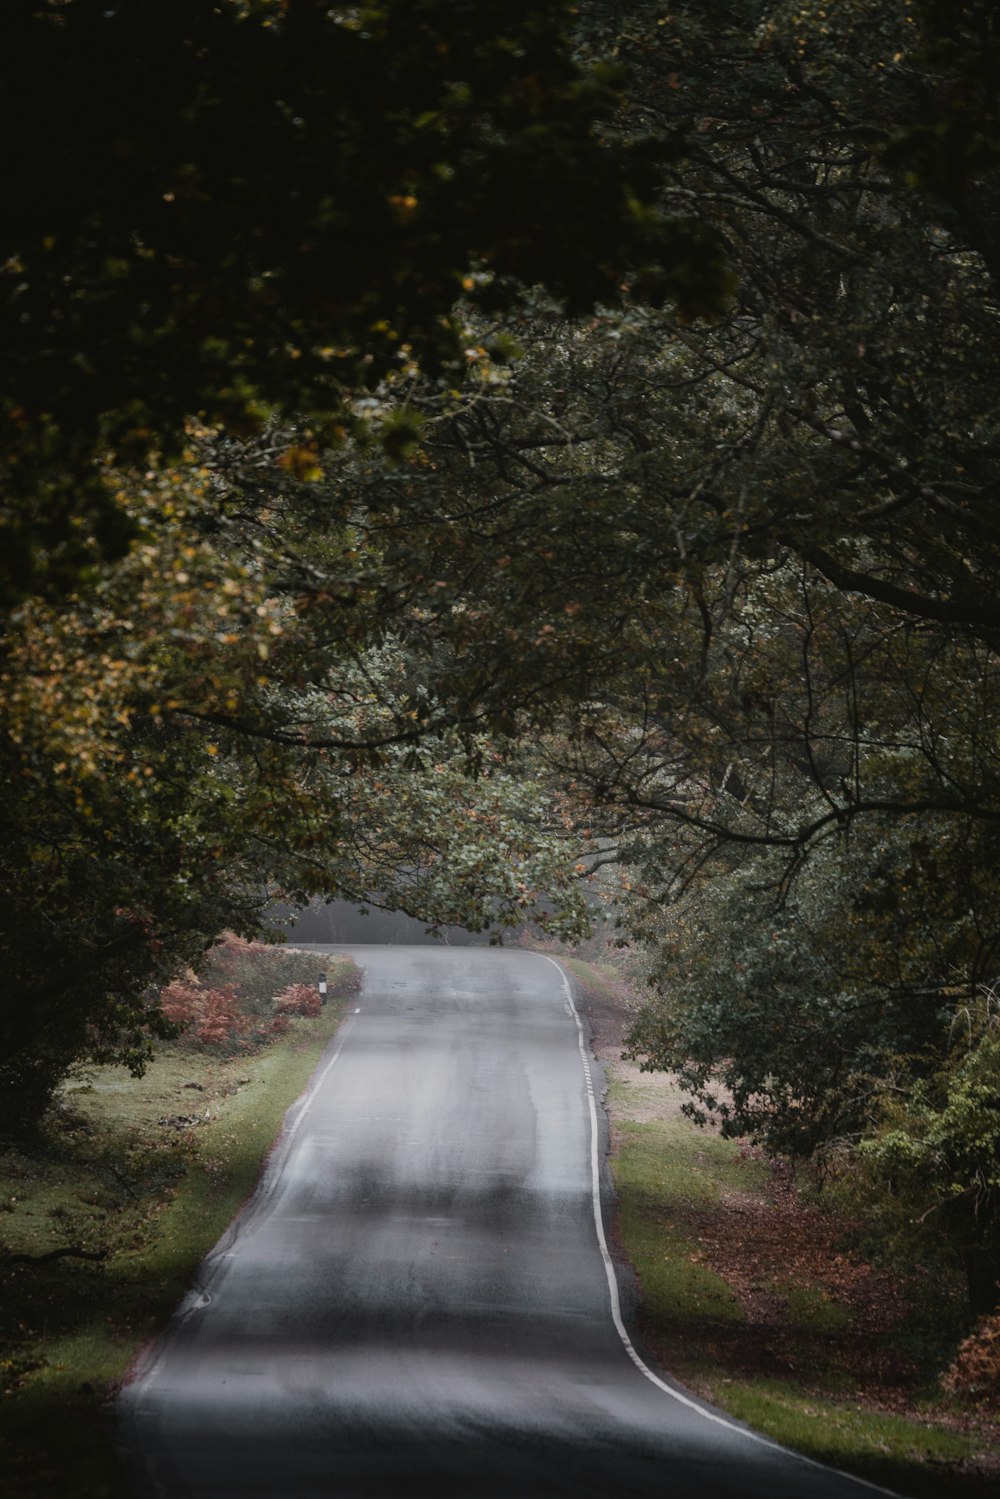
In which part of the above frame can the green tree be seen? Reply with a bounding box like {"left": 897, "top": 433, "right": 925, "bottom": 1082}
{"left": 0, "top": 0, "right": 727, "bottom": 607}
{"left": 859, "top": 1013, "right": 1000, "bottom": 1317}
{"left": 0, "top": 446, "right": 593, "bottom": 1133}
{"left": 0, "top": 0, "right": 729, "bottom": 1131}
{"left": 275, "top": 0, "right": 1000, "bottom": 1305}
{"left": 6, "top": 0, "right": 1000, "bottom": 1257}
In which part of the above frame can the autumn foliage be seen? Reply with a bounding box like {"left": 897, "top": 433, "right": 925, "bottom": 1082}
{"left": 156, "top": 933, "right": 339, "bottom": 1053}
{"left": 944, "top": 1312, "right": 1000, "bottom": 1411}
{"left": 274, "top": 984, "right": 323, "bottom": 1019}
{"left": 158, "top": 980, "right": 243, "bottom": 1048}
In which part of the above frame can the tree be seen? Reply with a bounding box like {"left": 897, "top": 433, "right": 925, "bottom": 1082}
{"left": 0, "top": 0, "right": 728, "bottom": 608}
{"left": 569, "top": 0, "right": 1000, "bottom": 1306}
{"left": 5, "top": 0, "right": 1000, "bottom": 1300}
{"left": 362, "top": 0, "right": 1000, "bottom": 867}
{"left": 0, "top": 442, "right": 594, "bottom": 1132}
{"left": 259, "top": 0, "right": 1000, "bottom": 1303}
{"left": 860, "top": 1014, "right": 1000, "bottom": 1318}
{"left": 0, "top": 0, "right": 731, "bottom": 1130}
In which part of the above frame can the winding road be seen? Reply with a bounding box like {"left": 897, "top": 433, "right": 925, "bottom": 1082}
{"left": 117, "top": 946, "right": 897, "bottom": 1498}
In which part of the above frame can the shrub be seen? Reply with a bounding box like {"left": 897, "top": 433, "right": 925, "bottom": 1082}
{"left": 944, "top": 1312, "right": 1000, "bottom": 1409}
{"left": 199, "top": 933, "right": 298, "bottom": 1016}
{"left": 274, "top": 983, "right": 322, "bottom": 1018}
{"left": 158, "top": 978, "right": 201, "bottom": 1029}
{"left": 193, "top": 985, "right": 244, "bottom": 1047}
{"left": 153, "top": 936, "right": 337, "bottom": 1052}
{"left": 157, "top": 980, "right": 247, "bottom": 1050}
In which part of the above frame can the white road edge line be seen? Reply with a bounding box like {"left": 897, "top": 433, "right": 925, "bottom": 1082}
{"left": 540, "top": 953, "right": 904, "bottom": 1499}
{"left": 285, "top": 1022, "right": 352, "bottom": 1140}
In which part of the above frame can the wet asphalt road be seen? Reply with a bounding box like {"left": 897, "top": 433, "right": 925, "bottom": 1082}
{"left": 116, "top": 946, "right": 896, "bottom": 1498}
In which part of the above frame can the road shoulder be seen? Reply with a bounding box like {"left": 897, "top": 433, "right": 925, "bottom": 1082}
{"left": 559, "top": 955, "right": 1000, "bottom": 1499}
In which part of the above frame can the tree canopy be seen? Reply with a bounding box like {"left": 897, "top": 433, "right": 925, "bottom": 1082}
{"left": 0, "top": 0, "right": 720, "bottom": 1128}
{"left": 248, "top": 0, "right": 1000, "bottom": 1306}
{"left": 3, "top": 0, "right": 1000, "bottom": 1316}
{"left": 0, "top": 0, "right": 727, "bottom": 606}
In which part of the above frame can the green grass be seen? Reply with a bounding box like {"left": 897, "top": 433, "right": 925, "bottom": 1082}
{"left": 613, "top": 1119, "right": 753, "bottom": 1328}
{"left": 563, "top": 955, "right": 619, "bottom": 981}
{"left": 718, "top": 1382, "right": 974, "bottom": 1496}
{"left": 0, "top": 956, "right": 358, "bottom": 1498}
{"left": 783, "top": 1283, "right": 853, "bottom": 1336}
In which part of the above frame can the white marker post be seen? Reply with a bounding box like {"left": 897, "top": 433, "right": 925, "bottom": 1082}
{"left": 318, "top": 972, "right": 328, "bottom": 1006}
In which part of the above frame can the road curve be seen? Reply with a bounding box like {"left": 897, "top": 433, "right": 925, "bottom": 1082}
{"left": 116, "top": 946, "right": 896, "bottom": 1498}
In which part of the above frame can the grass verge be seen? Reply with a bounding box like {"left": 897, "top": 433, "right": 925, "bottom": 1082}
{"left": 564, "top": 956, "right": 999, "bottom": 1499}
{"left": 0, "top": 954, "right": 359, "bottom": 1498}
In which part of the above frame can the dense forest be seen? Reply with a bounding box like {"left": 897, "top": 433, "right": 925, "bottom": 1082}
{"left": 3, "top": 0, "right": 1000, "bottom": 1320}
